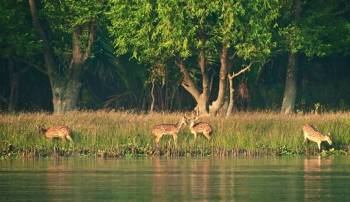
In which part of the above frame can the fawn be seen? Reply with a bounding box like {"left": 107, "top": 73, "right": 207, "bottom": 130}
{"left": 302, "top": 124, "right": 332, "bottom": 151}
{"left": 151, "top": 116, "right": 187, "bottom": 144}
{"left": 37, "top": 125, "right": 74, "bottom": 142}
{"left": 186, "top": 116, "right": 212, "bottom": 140}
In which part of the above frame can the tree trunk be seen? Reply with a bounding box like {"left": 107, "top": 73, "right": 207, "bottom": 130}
{"left": 197, "top": 95, "right": 208, "bottom": 116}
{"left": 29, "top": 0, "right": 96, "bottom": 113}
{"left": 51, "top": 79, "right": 82, "bottom": 113}
{"left": 281, "top": 52, "right": 297, "bottom": 114}
{"left": 149, "top": 80, "right": 155, "bottom": 113}
{"left": 226, "top": 64, "right": 252, "bottom": 116}
{"left": 281, "top": 0, "right": 301, "bottom": 114}
{"left": 226, "top": 76, "right": 235, "bottom": 117}
{"left": 209, "top": 46, "right": 229, "bottom": 115}
{"left": 198, "top": 49, "right": 209, "bottom": 111}
{"left": 176, "top": 59, "right": 209, "bottom": 115}
{"left": 8, "top": 59, "right": 19, "bottom": 112}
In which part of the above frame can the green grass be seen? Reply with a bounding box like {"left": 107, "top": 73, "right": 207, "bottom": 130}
{"left": 0, "top": 111, "right": 349, "bottom": 158}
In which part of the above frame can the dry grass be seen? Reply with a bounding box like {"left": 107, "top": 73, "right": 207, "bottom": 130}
{"left": 0, "top": 111, "right": 349, "bottom": 158}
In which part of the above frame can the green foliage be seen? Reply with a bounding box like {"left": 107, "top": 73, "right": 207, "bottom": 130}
{"left": 1, "top": 0, "right": 349, "bottom": 113}
{"left": 40, "top": 0, "right": 108, "bottom": 65}
{"left": 43, "top": 0, "right": 106, "bottom": 32}
{"left": 0, "top": 1, "right": 41, "bottom": 58}
{"left": 277, "top": 0, "right": 350, "bottom": 57}
{"left": 108, "top": 0, "right": 280, "bottom": 64}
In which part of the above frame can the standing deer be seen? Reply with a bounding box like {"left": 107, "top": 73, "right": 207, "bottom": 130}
{"left": 186, "top": 116, "right": 213, "bottom": 140}
{"left": 302, "top": 124, "right": 332, "bottom": 151}
{"left": 37, "top": 125, "right": 74, "bottom": 143}
{"left": 151, "top": 116, "right": 187, "bottom": 144}
{"left": 236, "top": 81, "right": 250, "bottom": 111}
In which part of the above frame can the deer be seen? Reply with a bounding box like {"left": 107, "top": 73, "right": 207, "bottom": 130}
{"left": 302, "top": 124, "right": 332, "bottom": 151}
{"left": 37, "top": 125, "right": 74, "bottom": 143}
{"left": 151, "top": 116, "right": 187, "bottom": 144}
{"left": 185, "top": 115, "right": 213, "bottom": 140}
{"left": 237, "top": 81, "right": 250, "bottom": 111}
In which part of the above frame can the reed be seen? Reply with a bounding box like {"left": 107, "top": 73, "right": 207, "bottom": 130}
{"left": 0, "top": 111, "right": 349, "bottom": 158}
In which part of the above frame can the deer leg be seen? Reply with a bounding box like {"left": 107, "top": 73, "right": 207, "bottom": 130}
{"left": 192, "top": 132, "right": 197, "bottom": 140}
{"left": 204, "top": 132, "right": 211, "bottom": 140}
{"left": 154, "top": 135, "right": 161, "bottom": 144}
{"left": 66, "top": 135, "right": 74, "bottom": 143}
{"left": 172, "top": 134, "right": 177, "bottom": 145}
{"left": 318, "top": 142, "right": 321, "bottom": 151}
{"left": 303, "top": 137, "right": 307, "bottom": 143}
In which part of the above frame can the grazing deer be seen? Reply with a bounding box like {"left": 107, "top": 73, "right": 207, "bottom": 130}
{"left": 151, "top": 117, "right": 187, "bottom": 144}
{"left": 186, "top": 116, "right": 213, "bottom": 140}
{"left": 302, "top": 124, "right": 332, "bottom": 151}
{"left": 37, "top": 125, "right": 74, "bottom": 143}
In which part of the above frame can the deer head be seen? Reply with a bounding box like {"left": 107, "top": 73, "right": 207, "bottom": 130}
{"left": 36, "top": 125, "right": 47, "bottom": 134}
{"left": 326, "top": 132, "right": 332, "bottom": 145}
{"left": 184, "top": 114, "right": 199, "bottom": 127}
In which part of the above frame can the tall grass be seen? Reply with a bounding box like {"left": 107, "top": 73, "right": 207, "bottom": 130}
{"left": 0, "top": 111, "right": 350, "bottom": 158}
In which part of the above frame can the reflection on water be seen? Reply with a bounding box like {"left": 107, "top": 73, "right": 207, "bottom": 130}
{"left": 0, "top": 157, "right": 350, "bottom": 201}
{"left": 152, "top": 158, "right": 211, "bottom": 201}
{"left": 303, "top": 156, "right": 334, "bottom": 202}
{"left": 47, "top": 159, "right": 68, "bottom": 200}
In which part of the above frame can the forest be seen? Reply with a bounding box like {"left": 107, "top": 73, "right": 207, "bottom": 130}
{"left": 2, "top": 2, "right": 350, "bottom": 200}
{"left": 0, "top": 0, "right": 349, "bottom": 115}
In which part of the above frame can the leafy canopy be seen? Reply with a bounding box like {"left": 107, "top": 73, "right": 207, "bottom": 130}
{"left": 278, "top": 0, "right": 350, "bottom": 57}
{"left": 40, "top": 0, "right": 107, "bottom": 64}
{"left": 0, "top": 1, "right": 40, "bottom": 58}
{"left": 108, "top": 0, "right": 280, "bottom": 64}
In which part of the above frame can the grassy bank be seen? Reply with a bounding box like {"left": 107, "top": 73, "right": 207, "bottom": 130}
{"left": 0, "top": 111, "right": 349, "bottom": 158}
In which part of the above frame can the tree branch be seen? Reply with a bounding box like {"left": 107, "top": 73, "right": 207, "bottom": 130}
{"left": 209, "top": 45, "right": 229, "bottom": 114}
{"left": 14, "top": 56, "right": 47, "bottom": 75}
{"left": 83, "top": 21, "right": 96, "bottom": 61}
{"left": 228, "top": 52, "right": 237, "bottom": 63}
{"left": 28, "top": 0, "right": 57, "bottom": 78}
{"left": 28, "top": 0, "right": 49, "bottom": 52}
{"left": 175, "top": 59, "right": 200, "bottom": 101}
{"left": 199, "top": 48, "right": 209, "bottom": 97}
{"left": 228, "top": 62, "right": 253, "bottom": 79}
{"left": 71, "top": 26, "right": 84, "bottom": 69}
{"left": 70, "top": 21, "right": 96, "bottom": 71}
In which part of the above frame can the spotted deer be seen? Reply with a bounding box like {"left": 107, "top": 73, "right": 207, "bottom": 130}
{"left": 151, "top": 117, "right": 187, "bottom": 144}
{"left": 37, "top": 125, "right": 74, "bottom": 142}
{"left": 186, "top": 116, "right": 213, "bottom": 140}
{"left": 237, "top": 81, "right": 250, "bottom": 110}
{"left": 302, "top": 124, "right": 332, "bottom": 151}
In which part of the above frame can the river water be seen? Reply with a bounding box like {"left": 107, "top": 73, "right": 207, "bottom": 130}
{"left": 0, "top": 157, "right": 349, "bottom": 201}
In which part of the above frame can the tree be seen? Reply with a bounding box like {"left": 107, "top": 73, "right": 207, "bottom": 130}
{"left": 226, "top": 63, "right": 252, "bottom": 116}
{"left": 279, "top": 0, "right": 350, "bottom": 114}
{"left": 0, "top": 1, "right": 41, "bottom": 112}
{"left": 108, "top": 0, "right": 279, "bottom": 115}
{"left": 28, "top": 0, "right": 106, "bottom": 113}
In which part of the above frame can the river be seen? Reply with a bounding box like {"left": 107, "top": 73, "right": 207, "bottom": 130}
{"left": 1, "top": 157, "right": 349, "bottom": 201}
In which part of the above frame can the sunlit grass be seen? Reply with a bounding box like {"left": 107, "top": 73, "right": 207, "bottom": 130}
{"left": 0, "top": 111, "right": 349, "bottom": 158}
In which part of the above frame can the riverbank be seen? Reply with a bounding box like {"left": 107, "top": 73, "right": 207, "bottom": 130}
{"left": 0, "top": 111, "right": 349, "bottom": 158}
